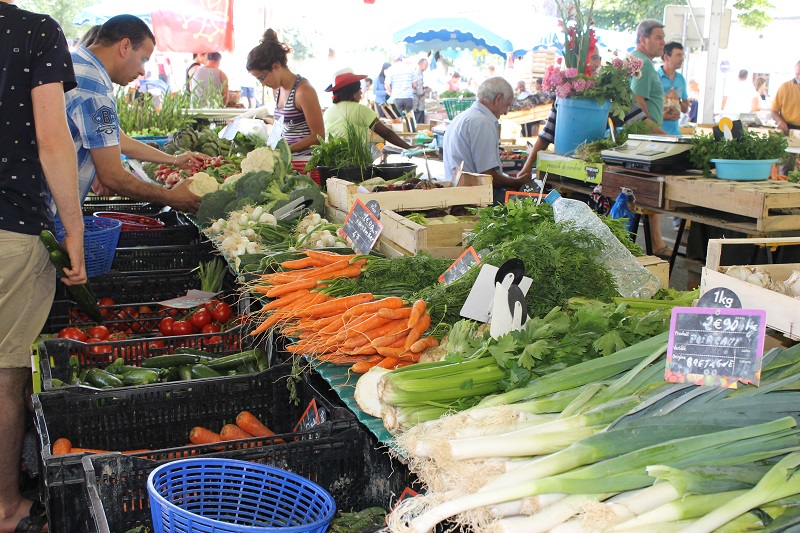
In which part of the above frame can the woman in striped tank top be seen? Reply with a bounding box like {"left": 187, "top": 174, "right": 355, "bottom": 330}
{"left": 246, "top": 29, "right": 324, "bottom": 155}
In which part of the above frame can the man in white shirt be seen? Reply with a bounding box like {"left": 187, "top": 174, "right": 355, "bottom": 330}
{"left": 723, "top": 69, "right": 760, "bottom": 115}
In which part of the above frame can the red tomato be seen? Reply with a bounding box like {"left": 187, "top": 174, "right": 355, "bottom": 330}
{"left": 138, "top": 305, "right": 153, "bottom": 314}
{"left": 108, "top": 332, "right": 128, "bottom": 341}
{"left": 58, "top": 327, "right": 88, "bottom": 342}
{"left": 91, "top": 343, "right": 112, "bottom": 354}
{"left": 171, "top": 320, "right": 193, "bottom": 336}
{"left": 97, "top": 297, "right": 115, "bottom": 307}
{"left": 203, "top": 335, "right": 223, "bottom": 346}
{"left": 211, "top": 302, "right": 232, "bottom": 324}
{"left": 86, "top": 325, "right": 110, "bottom": 341}
{"left": 158, "top": 317, "right": 174, "bottom": 336}
{"left": 201, "top": 323, "right": 222, "bottom": 334}
{"left": 190, "top": 310, "right": 212, "bottom": 330}
{"left": 148, "top": 340, "right": 167, "bottom": 349}
{"left": 85, "top": 337, "right": 103, "bottom": 343}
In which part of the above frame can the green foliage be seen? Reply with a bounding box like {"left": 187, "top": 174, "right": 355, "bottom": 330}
{"left": 279, "top": 26, "right": 319, "bottom": 62}
{"left": 732, "top": 0, "right": 774, "bottom": 30}
{"left": 439, "top": 90, "right": 476, "bottom": 98}
{"left": 592, "top": 0, "right": 674, "bottom": 32}
{"left": 18, "top": 0, "right": 94, "bottom": 39}
{"left": 305, "top": 120, "right": 374, "bottom": 171}
{"left": 115, "top": 89, "right": 195, "bottom": 138}
{"left": 689, "top": 130, "right": 788, "bottom": 178}
{"left": 556, "top": 0, "right": 595, "bottom": 75}
{"left": 574, "top": 120, "right": 653, "bottom": 163}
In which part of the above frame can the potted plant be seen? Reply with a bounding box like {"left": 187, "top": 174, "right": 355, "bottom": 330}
{"left": 543, "top": 0, "right": 642, "bottom": 155}
{"left": 689, "top": 130, "right": 788, "bottom": 180}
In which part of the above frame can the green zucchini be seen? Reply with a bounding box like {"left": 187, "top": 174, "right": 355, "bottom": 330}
{"left": 120, "top": 368, "right": 161, "bottom": 385}
{"left": 190, "top": 364, "right": 222, "bottom": 379}
{"left": 40, "top": 230, "right": 103, "bottom": 323}
{"left": 141, "top": 354, "right": 201, "bottom": 369}
{"left": 106, "top": 358, "right": 125, "bottom": 375}
{"left": 205, "top": 350, "right": 258, "bottom": 371}
{"left": 86, "top": 368, "right": 124, "bottom": 388}
{"left": 174, "top": 347, "right": 226, "bottom": 359}
{"left": 68, "top": 355, "right": 81, "bottom": 385}
{"left": 178, "top": 365, "right": 193, "bottom": 381}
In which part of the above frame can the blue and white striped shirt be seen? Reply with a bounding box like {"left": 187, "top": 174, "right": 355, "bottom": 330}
{"left": 65, "top": 46, "right": 120, "bottom": 204}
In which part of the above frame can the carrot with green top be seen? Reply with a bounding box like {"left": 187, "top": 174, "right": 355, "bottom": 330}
{"left": 376, "top": 356, "right": 402, "bottom": 369}
{"left": 279, "top": 256, "right": 324, "bottom": 269}
{"left": 298, "top": 293, "right": 374, "bottom": 318}
{"left": 305, "top": 250, "right": 357, "bottom": 264}
{"left": 260, "top": 289, "right": 311, "bottom": 311}
{"left": 404, "top": 312, "right": 432, "bottom": 350}
{"left": 378, "top": 307, "right": 413, "bottom": 320}
{"left": 342, "top": 296, "right": 405, "bottom": 320}
{"left": 410, "top": 336, "right": 439, "bottom": 353}
{"left": 407, "top": 300, "right": 427, "bottom": 328}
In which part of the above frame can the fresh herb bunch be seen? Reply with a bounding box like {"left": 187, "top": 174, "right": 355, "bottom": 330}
{"left": 115, "top": 88, "right": 195, "bottom": 137}
{"left": 321, "top": 254, "right": 452, "bottom": 299}
{"left": 304, "top": 120, "right": 375, "bottom": 172}
{"left": 789, "top": 169, "right": 800, "bottom": 183}
{"left": 689, "top": 130, "right": 789, "bottom": 178}
{"left": 439, "top": 89, "right": 475, "bottom": 99}
{"left": 573, "top": 115, "right": 653, "bottom": 163}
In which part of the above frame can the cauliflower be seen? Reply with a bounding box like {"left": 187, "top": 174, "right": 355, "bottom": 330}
{"left": 240, "top": 146, "right": 276, "bottom": 174}
{"left": 186, "top": 172, "right": 219, "bottom": 196}
{"left": 222, "top": 172, "right": 245, "bottom": 191}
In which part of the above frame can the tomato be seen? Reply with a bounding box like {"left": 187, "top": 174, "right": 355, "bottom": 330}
{"left": 98, "top": 297, "right": 115, "bottom": 307}
{"left": 138, "top": 305, "right": 153, "bottom": 315}
{"left": 190, "top": 310, "right": 212, "bottom": 330}
{"left": 58, "top": 327, "right": 88, "bottom": 342}
{"left": 211, "top": 302, "right": 232, "bottom": 324}
{"left": 203, "top": 335, "right": 223, "bottom": 346}
{"left": 108, "top": 332, "right": 128, "bottom": 341}
{"left": 87, "top": 325, "right": 110, "bottom": 341}
{"left": 203, "top": 299, "right": 220, "bottom": 312}
{"left": 201, "top": 323, "right": 222, "bottom": 334}
{"left": 148, "top": 340, "right": 167, "bottom": 349}
{"left": 85, "top": 337, "right": 102, "bottom": 343}
{"left": 158, "top": 317, "right": 174, "bottom": 336}
{"left": 91, "top": 343, "right": 112, "bottom": 354}
{"left": 171, "top": 320, "right": 193, "bottom": 336}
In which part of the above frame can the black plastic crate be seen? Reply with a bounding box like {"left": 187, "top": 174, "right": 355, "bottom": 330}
{"left": 34, "top": 364, "right": 358, "bottom": 533}
{"left": 54, "top": 269, "right": 202, "bottom": 303}
{"left": 111, "top": 242, "right": 216, "bottom": 272}
{"left": 116, "top": 211, "right": 200, "bottom": 247}
{"left": 39, "top": 327, "right": 250, "bottom": 392}
{"left": 82, "top": 199, "right": 165, "bottom": 217}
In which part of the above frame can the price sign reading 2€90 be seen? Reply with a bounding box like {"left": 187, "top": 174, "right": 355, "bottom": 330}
{"left": 338, "top": 199, "right": 383, "bottom": 255}
{"left": 666, "top": 307, "right": 767, "bottom": 389}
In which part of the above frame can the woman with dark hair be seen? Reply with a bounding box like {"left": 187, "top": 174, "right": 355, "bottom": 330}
{"left": 373, "top": 61, "right": 391, "bottom": 117}
{"left": 322, "top": 68, "right": 411, "bottom": 149}
{"left": 247, "top": 28, "right": 323, "bottom": 154}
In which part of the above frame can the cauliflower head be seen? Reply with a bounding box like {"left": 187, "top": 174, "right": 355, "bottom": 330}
{"left": 240, "top": 146, "right": 276, "bottom": 174}
{"left": 186, "top": 172, "right": 220, "bottom": 196}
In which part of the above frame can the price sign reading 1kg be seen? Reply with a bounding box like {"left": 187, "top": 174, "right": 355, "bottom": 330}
{"left": 338, "top": 198, "right": 383, "bottom": 255}
{"left": 666, "top": 307, "right": 767, "bottom": 389}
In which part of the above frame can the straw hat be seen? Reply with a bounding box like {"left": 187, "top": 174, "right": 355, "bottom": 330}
{"left": 325, "top": 67, "right": 367, "bottom": 92}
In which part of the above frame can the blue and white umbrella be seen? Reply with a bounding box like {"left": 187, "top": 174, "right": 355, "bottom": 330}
{"left": 393, "top": 17, "right": 514, "bottom": 58}
{"left": 73, "top": 0, "right": 155, "bottom": 26}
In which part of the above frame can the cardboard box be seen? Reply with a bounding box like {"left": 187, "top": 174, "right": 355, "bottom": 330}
{"left": 325, "top": 173, "right": 493, "bottom": 213}
{"left": 377, "top": 209, "right": 477, "bottom": 259}
{"left": 536, "top": 152, "right": 604, "bottom": 184}
{"left": 637, "top": 255, "right": 670, "bottom": 290}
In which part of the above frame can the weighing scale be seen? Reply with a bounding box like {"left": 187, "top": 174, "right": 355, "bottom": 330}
{"left": 601, "top": 134, "right": 694, "bottom": 173}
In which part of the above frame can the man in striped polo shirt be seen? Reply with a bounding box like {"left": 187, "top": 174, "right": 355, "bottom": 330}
{"left": 385, "top": 54, "right": 415, "bottom": 115}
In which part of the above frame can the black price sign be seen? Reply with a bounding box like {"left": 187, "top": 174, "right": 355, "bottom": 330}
{"left": 666, "top": 307, "right": 767, "bottom": 388}
{"left": 439, "top": 246, "right": 480, "bottom": 284}
{"left": 338, "top": 199, "right": 383, "bottom": 255}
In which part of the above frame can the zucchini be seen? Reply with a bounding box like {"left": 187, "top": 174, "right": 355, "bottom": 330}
{"left": 68, "top": 355, "right": 81, "bottom": 385}
{"left": 106, "top": 358, "right": 125, "bottom": 375}
{"left": 178, "top": 365, "right": 193, "bottom": 381}
{"left": 86, "top": 368, "right": 123, "bottom": 388}
{"left": 141, "top": 354, "right": 201, "bottom": 369}
{"left": 205, "top": 350, "right": 258, "bottom": 371}
{"left": 40, "top": 230, "right": 103, "bottom": 323}
{"left": 120, "top": 368, "right": 160, "bottom": 385}
{"left": 174, "top": 348, "right": 225, "bottom": 359}
{"left": 190, "top": 364, "right": 221, "bottom": 379}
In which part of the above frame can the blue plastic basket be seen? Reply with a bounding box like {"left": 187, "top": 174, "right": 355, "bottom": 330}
{"left": 54, "top": 215, "right": 122, "bottom": 278}
{"left": 147, "top": 458, "right": 336, "bottom": 533}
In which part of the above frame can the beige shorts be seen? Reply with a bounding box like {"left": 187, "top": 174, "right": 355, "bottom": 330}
{"left": 0, "top": 229, "right": 55, "bottom": 368}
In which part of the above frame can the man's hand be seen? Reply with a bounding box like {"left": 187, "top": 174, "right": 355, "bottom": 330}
{"left": 174, "top": 151, "right": 211, "bottom": 169}
{"left": 664, "top": 107, "right": 681, "bottom": 121}
{"left": 59, "top": 232, "right": 87, "bottom": 286}
{"left": 165, "top": 178, "right": 202, "bottom": 213}
{"left": 90, "top": 178, "right": 116, "bottom": 196}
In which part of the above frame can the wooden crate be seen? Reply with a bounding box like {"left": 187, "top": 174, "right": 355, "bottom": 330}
{"left": 664, "top": 176, "right": 800, "bottom": 232}
{"left": 602, "top": 167, "right": 665, "bottom": 209}
{"left": 325, "top": 173, "right": 493, "bottom": 213}
{"left": 701, "top": 237, "right": 800, "bottom": 340}
{"left": 377, "top": 209, "right": 476, "bottom": 259}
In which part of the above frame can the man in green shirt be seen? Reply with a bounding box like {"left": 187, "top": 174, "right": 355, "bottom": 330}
{"left": 631, "top": 19, "right": 667, "bottom": 128}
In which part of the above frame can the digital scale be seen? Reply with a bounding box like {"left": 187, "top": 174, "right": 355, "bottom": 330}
{"left": 601, "top": 134, "right": 694, "bottom": 173}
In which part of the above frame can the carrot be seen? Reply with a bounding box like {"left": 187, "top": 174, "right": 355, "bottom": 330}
{"left": 407, "top": 300, "right": 427, "bottom": 328}
{"left": 121, "top": 449, "right": 152, "bottom": 454}
{"left": 342, "top": 315, "right": 393, "bottom": 339}
{"left": 376, "top": 346, "right": 406, "bottom": 358}
{"left": 290, "top": 258, "right": 350, "bottom": 279}
{"left": 351, "top": 358, "right": 382, "bottom": 374}
{"left": 71, "top": 447, "right": 110, "bottom": 454}
{"left": 299, "top": 293, "right": 374, "bottom": 318}
{"left": 404, "top": 312, "right": 432, "bottom": 350}
{"left": 342, "top": 297, "right": 405, "bottom": 320}
{"left": 397, "top": 350, "right": 422, "bottom": 362}
{"left": 376, "top": 356, "right": 402, "bottom": 369}
{"left": 316, "top": 354, "right": 370, "bottom": 364}
{"left": 370, "top": 321, "right": 411, "bottom": 348}
{"left": 310, "top": 315, "right": 343, "bottom": 331}
{"left": 249, "top": 311, "right": 289, "bottom": 336}
{"left": 345, "top": 344, "right": 378, "bottom": 356}
{"left": 189, "top": 426, "right": 221, "bottom": 445}
{"left": 220, "top": 424, "right": 255, "bottom": 441}
{"left": 265, "top": 278, "right": 319, "bottom": 298}
{"left": 378, "top": 307, "right": 413, "bottom": 320}
{"left": 305, "top": 250, "right": 356, "bottom": 264}
{"left": 410, "top": 336, "right": 440, "bottom": 353}
{"left": 260, "top": 289, "right": 311, "bottom": 311}
{"left": 280, "top": 256, "right": 321, "bottom": 269}
{"left": 315, "top": 265, "right": 364, "bottom": 281}
{"left": 52, "top": 438, "right": 72, "bottom": 455}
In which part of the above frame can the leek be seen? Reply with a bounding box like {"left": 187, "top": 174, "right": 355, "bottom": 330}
{"left": 612, "top": 490, "right": 747, "bottom": 530}
{"left": 493, "top": 493, "right": 613, "bottom": 533}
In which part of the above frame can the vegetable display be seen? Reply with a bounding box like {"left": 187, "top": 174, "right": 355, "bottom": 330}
{"left": 689, "top": 130, "right": 789, "bottom": 178}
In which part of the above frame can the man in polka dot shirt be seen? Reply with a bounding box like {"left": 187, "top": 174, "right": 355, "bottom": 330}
{"left": 65, "top": 15, "right": 207, "bottom": 213}
{"left": 0, "top": 2, "right": 86, "bottom": 532}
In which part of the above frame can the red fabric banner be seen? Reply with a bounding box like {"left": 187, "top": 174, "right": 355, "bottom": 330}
{"left": 151, "top": 0, "right": 234, "bottom": 53}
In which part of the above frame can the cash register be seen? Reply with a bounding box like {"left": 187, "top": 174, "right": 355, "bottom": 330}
{"left": 601, "top": 134, "right": 694, "bottom": 173}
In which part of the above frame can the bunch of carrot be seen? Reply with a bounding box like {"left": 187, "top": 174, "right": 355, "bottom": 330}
{"left": 188, "top": 410, "right": 281, "bottom": 446}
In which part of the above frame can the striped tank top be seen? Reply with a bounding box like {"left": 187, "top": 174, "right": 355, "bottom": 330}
{"left": 275, "top": 75, "right": 311, "bottom": 151}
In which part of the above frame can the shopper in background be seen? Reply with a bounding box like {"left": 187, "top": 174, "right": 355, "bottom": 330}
{"left": 247, "top": 28, "right": 325, "bottom": 154}
{"left": 67, "top": 15, "right": 205, "bottom": 212}
{"left": 373, "top": 62, "right": 391, "bottom": 117}
{"left": 443, "top": 77, "right": 523, "bottom": 202}
{"left": 658, "top": 42, "right": 690, "bottom": 135}
{"left": 323, "top": 68, "right": 412, "bottom": 150}
{"left": 447, "top": 71, "right": 462, "bottom": 92}
{"left": 723, "top": 69, "right": 760, "bottom": 115}
{"left": 190, "top": 51, "right": 229, "bottom": 107}
{"left": 186, "top": 52, "right": 206, "bottom": 91}
{"left": 770, "top": 60, "right": 800, "bottom": 133}
{"left": 0, "top": 3, "right": 86, "bottom": 532}
{"left": 385, "top": 54, "right": 415, "bottom": 115}
{"left": 412, "top": 57, "right": 430, "bottom": 123}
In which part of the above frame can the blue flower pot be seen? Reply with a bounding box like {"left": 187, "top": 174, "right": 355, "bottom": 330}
{"left": 553, "top": 97, "right": 612, "bottom": 156}
{"left": 711, "top": 159, "right": 778, "bottom": 181}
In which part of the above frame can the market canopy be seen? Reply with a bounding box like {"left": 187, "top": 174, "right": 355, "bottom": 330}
{"left": 393, "top": 17, "right": 514, "bottom": 58}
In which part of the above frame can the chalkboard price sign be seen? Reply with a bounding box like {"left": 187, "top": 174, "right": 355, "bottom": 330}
{"left": 338, "top": 198, "right": 383, "bottom": 255}
{"left": 439, "top": 246, "right": 481, "bottom": 284}
{"left": 504, "top": 190, "right": 546, "bottom": 203}
{"left": 666, "top": 306, "right": 767, "bottom": 388}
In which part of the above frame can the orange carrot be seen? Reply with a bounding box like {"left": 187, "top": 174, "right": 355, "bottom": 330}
{"left": 410, "top": 336, "right": 439, "bottom": 353}
{"left": 378, "top": 307, "right": 413, "bottom": 320}
{"left": 351, "top": 358, "right": 382, "bottom": 374}
{"left": 370, "top": 321, "right": 411, "bottom": 348}
{"left": 397, "top": 350, "right": 422, "bottom": 362}
{"left": 260, "top": 289, "right": 311, "bottom": 311}
{"left": 316, "top": 354, "right": 370, "bottom": 364}
{"left": 342, "top": 297, "right": 405, "bottom": 320}
{"left": 407, "top": 300, "right": 427, "bottom": 328}
{"left": 376, "top": 356, "right": 402, "bottom": 369}
{"left": 404, "top": 312, "right": 432, "bottom": 350}
{"left": 342, "top": 315, "right": 393, "bottom": 339}
{"left": 265, "top": 278, "right": 319, "bottom": 298}
{"left": 280, "top": 256, "right": 321, "bottom": 269}
{"left": 189, "top": 427, "right": 222, "bottom": 445}
{"left": 305, "top": 250, "right": 356, "bottom": 264}
{"left": 346, "top": 344, "right": 378, "bottom": 356}
{"left": 220, "top": 424, "right": 254, "bottom": 441}
{"left": 298, "top": 293, "right": 374, "bottom": 318}
{"left": 376, "top": 346, "right": 406, "bottom": 358}
{"left": 70, "top": 447, "right": 110, "bottom": 454}
{"left": 52, "top": 438, "right": 72, "bottom": 455}
{"left": 235, "top": 411, "right": 276, "bottom": 438}
{"left": 315, "top": 265, "right": 364, "bottom": 281}
{"left": 121, "top": 449, "right": 152, "bottom": 455}
{"left": 291, "top": 258, "right": 351, "bottom": 279}
{"left": 249, "top": 311, "right": 289, "bottom": 336}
